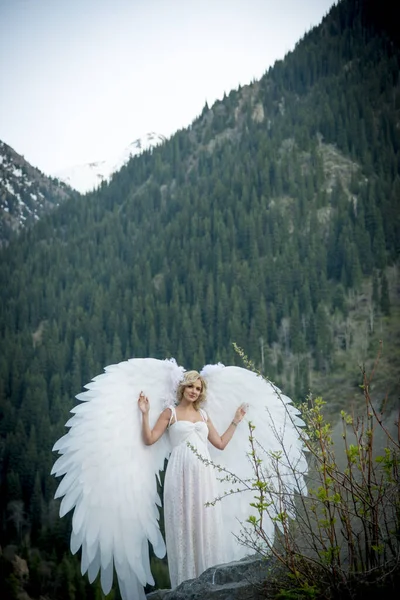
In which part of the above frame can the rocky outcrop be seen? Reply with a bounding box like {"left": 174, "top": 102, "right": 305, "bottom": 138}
{"left": 147, "top": 555, "right": 274, "bottom": 600}
{"left": 0, "top": 140, "right": 75, "bottom": 244}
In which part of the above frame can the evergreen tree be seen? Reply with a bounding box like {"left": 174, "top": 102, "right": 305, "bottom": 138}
{"left": 380, "top": 272, "right": 391, "bottom": 316}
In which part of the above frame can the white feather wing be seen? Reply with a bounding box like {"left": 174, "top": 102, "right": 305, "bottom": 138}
{"left": 201, "top": 364, "right": 307, "bottom": 560}
{"left": 51, "top": 358, "right": 184, "bottom": 600}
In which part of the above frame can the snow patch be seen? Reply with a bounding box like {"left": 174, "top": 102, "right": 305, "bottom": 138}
{"left": 5, "top": 181, "right": 15, "bottom": 195}
{"left": 55, "top": 132, "right": 166, "bottom": 193}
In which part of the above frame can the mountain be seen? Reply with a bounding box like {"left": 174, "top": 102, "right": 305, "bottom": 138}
{"left": 0, "top": 140, "right": 76, "bottom": 244}
{"left": 0, "top": 132, "right": 166, "bottom": 242}
{"left": 0, "top": 0, "right": 399, "bottom": 597}
{"left": 55, "top": 132, "right": 166, "bottom": 193}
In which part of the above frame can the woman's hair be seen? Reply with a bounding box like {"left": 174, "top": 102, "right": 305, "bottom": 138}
{"left": 176, "top": 370, "right": 207, "bottom": 410}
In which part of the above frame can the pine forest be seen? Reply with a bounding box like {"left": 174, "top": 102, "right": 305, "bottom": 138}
{"left": 0, "top": 0, "right": 399, "bottom": 597}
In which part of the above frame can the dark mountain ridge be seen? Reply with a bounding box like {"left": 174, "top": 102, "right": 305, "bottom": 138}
{"left": 0, "top": 141, "right": 77, "bottom": 245}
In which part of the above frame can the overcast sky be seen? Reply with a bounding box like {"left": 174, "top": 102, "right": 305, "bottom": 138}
{"left": 0, "top": 0, "right": 335, "bottom": 175}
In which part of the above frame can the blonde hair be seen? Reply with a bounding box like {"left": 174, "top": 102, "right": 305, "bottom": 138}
{"left": 176, "top": 370, "right": 207, "bottom": 410}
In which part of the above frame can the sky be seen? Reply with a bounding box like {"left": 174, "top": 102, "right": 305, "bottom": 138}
{"left": 0, "top": 0, "right": 336, "bottom": 175}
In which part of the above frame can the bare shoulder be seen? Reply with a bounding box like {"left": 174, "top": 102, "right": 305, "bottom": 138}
{"left": 160, "top": 407, "right": 172, "bottom": 420}
{"left": 200, "top": 408, "right": 210, "bottom": 423}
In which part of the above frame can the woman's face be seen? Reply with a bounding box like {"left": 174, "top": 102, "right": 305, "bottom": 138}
{"left": 182, "top": 379, "right": 202, "bottom": 403}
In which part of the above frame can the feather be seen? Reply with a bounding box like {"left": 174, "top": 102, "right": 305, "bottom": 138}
{"left": 52, "top": 358, "right": 184, "bottom": 599}
{"left": 201, "top": 364, "right": 307, "bottom": 560}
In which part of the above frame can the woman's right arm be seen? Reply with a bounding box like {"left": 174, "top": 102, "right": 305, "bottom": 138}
{"left": 138, "top": 393, "right": 170, "bottom": 445}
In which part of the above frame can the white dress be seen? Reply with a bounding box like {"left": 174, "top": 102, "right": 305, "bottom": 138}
{"left": 163, "top": 406, "right": 226, "bottom": 588}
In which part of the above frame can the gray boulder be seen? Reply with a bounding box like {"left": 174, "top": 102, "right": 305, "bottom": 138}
{"left": 146, "top": 555, "right": 274, "bottom": 600}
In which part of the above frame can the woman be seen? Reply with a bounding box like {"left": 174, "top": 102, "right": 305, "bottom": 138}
{"left": 138, "top": 370, "right": 247, "bottom": 587}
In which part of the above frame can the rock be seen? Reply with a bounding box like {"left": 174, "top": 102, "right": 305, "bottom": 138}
{"left": 147, "top": 590, "right": 172, "bottom": 600}
{"left": 146, "top": 555, "right": 274, "bottom": 600}
{"left": 13, "top": 554, "right": 29, "bottom": 579}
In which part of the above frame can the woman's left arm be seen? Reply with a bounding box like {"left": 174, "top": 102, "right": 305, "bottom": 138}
{"left": 207, "top": 404, "right": 247, "bottom": 450}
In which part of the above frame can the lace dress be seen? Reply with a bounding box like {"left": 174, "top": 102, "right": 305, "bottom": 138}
{"left": 163, "top": 406, "right": 226, "bottom": 588}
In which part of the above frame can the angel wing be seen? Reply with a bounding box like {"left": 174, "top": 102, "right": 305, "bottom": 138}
{"left": 51, "top": 357, "right": 184, "bottom": 600}
{"left": 201, "top": 364, "right": 307, "bottom": 561}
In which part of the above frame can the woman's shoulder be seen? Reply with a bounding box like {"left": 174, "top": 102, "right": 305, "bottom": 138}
{"left": 161, "top": 406, "right": 175, "bottom": 418}
{"left": 163, "top": 405, "right": 178, "bottom": 423}
{"left": 199, "top": 407, "right": 208, "bottom": 421}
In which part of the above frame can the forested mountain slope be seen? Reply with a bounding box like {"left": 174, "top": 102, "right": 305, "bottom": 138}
{"left": 0, "top": 141, "right": 76, "bottom": 245}
{"left": 0, "top": 0, "right": 399, "bottom": 596}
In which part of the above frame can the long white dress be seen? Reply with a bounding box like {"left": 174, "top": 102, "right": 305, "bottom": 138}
{"left": 163, "top": 406, "right": 225, "bottom": 587}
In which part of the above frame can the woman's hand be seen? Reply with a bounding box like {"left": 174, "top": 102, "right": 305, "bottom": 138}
{"left": 233, "top": 403, "right": 248, "bottom": 424}
{"left": 138, "top": 391, "right": 150, "bottom": 414}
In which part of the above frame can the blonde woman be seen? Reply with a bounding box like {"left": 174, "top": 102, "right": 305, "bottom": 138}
{"left": 138, "top": 370, "right": 247, "bottom": 587}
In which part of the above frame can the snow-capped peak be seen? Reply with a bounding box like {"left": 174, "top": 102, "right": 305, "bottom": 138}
{"left": 55, "top": 132, "right": 166, "bottom": 194}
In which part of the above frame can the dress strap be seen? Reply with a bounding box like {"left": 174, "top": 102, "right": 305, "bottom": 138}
{"left": 168, "top": 405, "right": 177, "bottom": 426}
{"left": 199, "top": 408, "right": 208, "bottom": 422}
